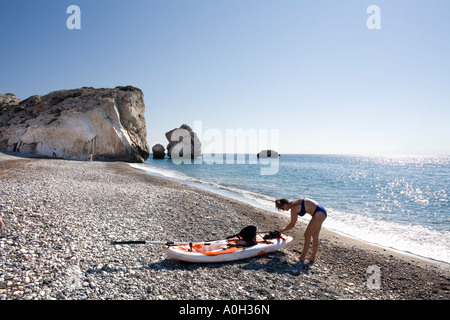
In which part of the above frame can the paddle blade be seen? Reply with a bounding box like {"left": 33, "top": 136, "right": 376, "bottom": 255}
{"left": 111, "top": 240, "right": 147, "bottom": 245}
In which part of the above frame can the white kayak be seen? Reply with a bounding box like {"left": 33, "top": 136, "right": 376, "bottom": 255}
{"left": 163, "top": 233, "right": 293, "bottom": 263}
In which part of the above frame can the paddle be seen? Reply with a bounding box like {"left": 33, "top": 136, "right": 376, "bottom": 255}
{"left": 111, "top": 240, "right": 213, "bottom": 246}
{"left": 111, "top": 240, "right": 153, "bottom": 245}
{"left": 111, "top": 239, "right": 251, "bottom": 250}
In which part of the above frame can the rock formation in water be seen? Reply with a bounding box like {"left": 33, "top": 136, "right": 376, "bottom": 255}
{"left": 257, "top": 150, "right": 279, "bottom": 158}
{"left": 0, "top": 86, "right": 150, "bottom": 162}
{"left": 152, "top": 143, "right": 166, "bottom": 159}
{"left": 165, "top": 124, "right": 202, "bottom": 159}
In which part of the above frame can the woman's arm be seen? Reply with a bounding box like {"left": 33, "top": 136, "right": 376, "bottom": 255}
{"left": 280, "top": 210, "right": 298, "bottom": 233}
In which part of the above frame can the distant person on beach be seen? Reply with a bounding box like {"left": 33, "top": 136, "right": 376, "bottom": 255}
{"left": 89, "top": 154, "right": 93, "bottom": 162}
{"left": 52, "top": 148, "right": 57, "bottom": 159}
{"left": 276, "top": 197, "right": 327, "bottom": 263}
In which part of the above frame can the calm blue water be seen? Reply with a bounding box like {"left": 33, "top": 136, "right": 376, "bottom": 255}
{"left": 132, "top": 154, "right": 450, "bottom": 263}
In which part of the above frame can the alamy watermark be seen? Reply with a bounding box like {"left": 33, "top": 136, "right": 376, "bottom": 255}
{"left": 66, "top": 265, "right": 83, "bottom": 291}
{"left": 66, "top": 4, "right": 381, "bottom": 31}
{"left": 66, "top": 4, "right": 381, "bottom": 30}
{"left": 367, "top": 5, "right": 381, "bottom": 30}
{"left": 168, "top": 121, "right": 280, "bottom": 176}
{"left": 366, "top": 265, "right": 381, "bottom": 290}
{"left": 66, "top": 5, "right": 81, "bottom": 30}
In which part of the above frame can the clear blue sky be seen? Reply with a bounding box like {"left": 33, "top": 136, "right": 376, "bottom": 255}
{"left": 1, "top": 0, "right": 449, "bottom": 155}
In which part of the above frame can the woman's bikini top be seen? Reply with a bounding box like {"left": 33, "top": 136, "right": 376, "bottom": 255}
{"left": 298, "top": 199, "right": 307, "bottom": 216}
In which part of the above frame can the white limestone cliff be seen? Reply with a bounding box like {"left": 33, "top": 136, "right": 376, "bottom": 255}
{"left": 0, "top": 87, "right": 149, "bottom": 162}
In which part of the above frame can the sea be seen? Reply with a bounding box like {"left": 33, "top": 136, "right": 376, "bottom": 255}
{"left": 131, "top": 154, "right": 450, "bottom": 264}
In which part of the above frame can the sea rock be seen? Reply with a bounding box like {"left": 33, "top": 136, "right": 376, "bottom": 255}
{"left": 165, "top": 124, "right": 201, "bottom": 159}
{"left": 0, "top": 86, "right": 150, "bottom": 162}
{"left": 152, "top": 144, "right": 166, "bottom": 159}
{"left": 257, "top": 150, "right": 279, "bottom": 158}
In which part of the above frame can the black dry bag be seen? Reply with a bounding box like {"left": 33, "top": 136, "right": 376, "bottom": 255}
{"left": 227, "top": 225, "right": 257, "bottom": 247}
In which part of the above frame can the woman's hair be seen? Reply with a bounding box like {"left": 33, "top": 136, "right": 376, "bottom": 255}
{"left": 275, "top": 198, "right": 290, "bottom": 210}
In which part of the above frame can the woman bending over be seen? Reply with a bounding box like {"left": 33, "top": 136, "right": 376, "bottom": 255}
{"left": 276, "top": 197, "right": 327, "bottom": 262}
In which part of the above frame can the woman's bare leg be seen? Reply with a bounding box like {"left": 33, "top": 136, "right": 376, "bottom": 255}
{"left": 309, "top": 232, "right": 320, "bottom": 262}
{"left": 299, "top": 233, "right": 312, "bottom": 262}
{"left": 300, "top": 212, "right": 325, "bottom": 262}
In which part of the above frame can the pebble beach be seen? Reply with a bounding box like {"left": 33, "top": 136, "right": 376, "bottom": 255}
{"left": 0, "top": 152, "right": 449, "bottom": 301}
